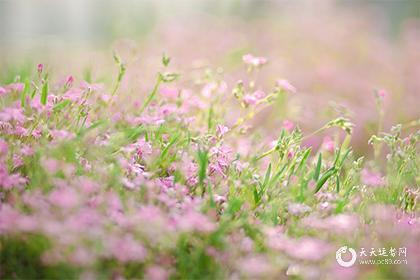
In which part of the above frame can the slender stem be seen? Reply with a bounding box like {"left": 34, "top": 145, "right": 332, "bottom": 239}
{"left": 139, "top": 76, "right": 162, "bottom": 115}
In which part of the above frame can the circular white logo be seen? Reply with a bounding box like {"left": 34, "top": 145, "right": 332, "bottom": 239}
{"left": 336, "top": 246, "right": 357, "bottom": 267}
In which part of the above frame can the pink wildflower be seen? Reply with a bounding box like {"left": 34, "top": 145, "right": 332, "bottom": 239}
{"left": 65, "top": 75, "right": 74, "bottom": 88}
{"left": 0, "top": 139, "right": 8, "bottom": 155}
{"left": 0, "top": 87, "right": 6, "bottom": 96}
{"left": 322, "top": 136, "right": 335, "bottom": 153}
{"left": 109, "top": 234, "right": 147, "bottom": 263}
{"left": 37, "top": 63, "right": 44, "bottom": 74}
{"left": 237, "top": 255, "right": 272, "bottom": 277}
{"left": 253, "top": 90, "right": 266, "bottom": 99}
{"left": 377, "top": 89, "right": 387, "bottom": 98}
{"left": 216, "top": 124, "right": 229, "bottom": 137}
{"left": 242, "top": 54, "right": 268, "bottom": 67}
{"left": 286, "top": 238, "right": 331, "bottom": 261}
{"left": 243, "top": 94, "right": 257, "bottom": 106}
{"left": 361, "top": 168, "right": 385, "bottom": 186}
{"left": 177, "top": 211, "right": 216, "bottom": 232}
{"left": 144, "top": 266, "right": 169, "bottom": 280}
{"left": 160, "top": 86, "right": 179, "bottom": 99}
{"left": 288, "top": 203, "right": 311, "bottom": 216}
{"left": 276, "top": 79, "right": 297, "bottom": 93}
{"left": 282, "top": 120, "right": 294, "bottom": 132}
{"left": 49, "top": 187, "right": 79, "bottom": 208}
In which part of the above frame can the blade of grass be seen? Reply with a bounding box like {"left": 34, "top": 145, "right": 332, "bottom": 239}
{"left": 41, "top": 79, "right": 48, "bottom": 105}
{"left": 314, "top": 167, "right": 336, "bottom": 193}
{"left": 314, "top": 153, "right": 322, "bottom": 181}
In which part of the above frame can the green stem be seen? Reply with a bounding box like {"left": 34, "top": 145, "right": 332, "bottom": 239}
{"left": 139, "top": 76, "right": 162, "bottom": 115}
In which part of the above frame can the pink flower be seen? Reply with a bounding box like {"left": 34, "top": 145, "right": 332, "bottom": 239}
{"left": 216, "top": 124, "right": 229, "bottom": 137}
{"left": 377, "top": 89, "right": 387, "bottom": 98}
{"left": 0, "top": 164, "right": 27, "bottom": 189}
{"left": 80, "top": 81, "right": 104, "bottom": 92}
{"left": 276, "top": 79, "right": 297, "bottom": 93}
{"left": 361, "top": 168, "right": 385, "bottom": 186}
{"left": 286, "top": 238, "right": 331, "bottom": 261}
{"left": 21, "top": 145, "right": 34, "bottom": 156}
{"left": 109, "top": 234, "right": 147, "bottom": 263}
{"left": 253, "top": 90, "right": 266, "bottom": 99}
{"left": 0, "top": 139, "right": 8, "bottom": 155}
{"left": 13, "top": 154, "right": 24, "bottom": 168}
{"left": 322, "top": 136, "right": 335, "bottom": 152}
{"left": 243, "top": 94, "right": 257, "bottom": 106}
{"left": 160, "top": 86, "right": 179, "bottom": 99}
{"left": 65, "top": 75, "right": 74, "bottom": 88}
{"left": 0, "top": 107, "right": 26, "bottom": 123}
{"left": 144, "top": 266, "right": 168, "bottom": 280}
{"left": 160, "top": 104, "right": 177, "bottom": 116}
{"left": 302, "top": 214, "right": 359, "bottom": 234}
{"left": 237, "top": 255, "right": 272, "bottom": 277}
{"left": 282, "top": 120, "right": 294, "bottom": 132}
{"left": 177, "top": 211, "right": 216, "bottom": 232}
{"left": 37, "top": 63, "right": 44, "bottom": 74}
{"left": 0, "top": 87, "right": 6, "bottom": 96}
{"left": 242, "top": 54, "right": 268, "bottom": 67}
{"left": 49, "top": 187, "right": 79, "bottom": 208}
{"left": 288, "top": 203, "right": 311, "bottom": 216}
{"left": 44, "top": 158, "right": 59, "bottom": 174}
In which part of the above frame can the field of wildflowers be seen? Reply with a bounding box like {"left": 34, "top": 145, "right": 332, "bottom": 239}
{"left": 1, "top": 2, "right": 419, "bottom": 279}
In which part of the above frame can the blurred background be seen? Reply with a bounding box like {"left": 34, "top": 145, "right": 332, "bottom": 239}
{"left": 0, "top": 0, "right": 419, "bottom": 153}
{"left": 0, "top": 0, "right": 419, "bottom": 47}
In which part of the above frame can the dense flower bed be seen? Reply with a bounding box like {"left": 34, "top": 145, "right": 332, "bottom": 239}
{"left": 0, "top": 51, "right": 419, "bottom": 279}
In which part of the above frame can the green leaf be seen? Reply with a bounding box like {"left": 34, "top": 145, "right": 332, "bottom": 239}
{"left": 336, "top": 175, "right": 340, "bottom": 193}
{"left": 21, "top": 79, "right": 30, "bottom": 108}
{"left": 53, "top": 99, "right": 71, "bottom": 112}
{"left": 41, "top": 80, "right": 48, "bottom": 105}
{"left": 314, "top": 167, "right": 336, "bottom": 193}
{"left": 314, "top": 153, "right": 322, "bottom": 181}
{"left": 197, "top": 149, "right": 208, "bottom": 186}
{"left": 269, "top": 164, "right": 287, "bottom": 188}
{"left": 159, "top": 133, "right": 180, "bottom": 161}
{"left": 262, "top": 163, "right": 272, "bottom": 188}
{"left": 297, "top": 148, "right": 311, "bottom": 172}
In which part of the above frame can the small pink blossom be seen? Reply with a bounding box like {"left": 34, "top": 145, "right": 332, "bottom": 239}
{"left": 288, "top": 203, "right": 311, "bottom": 216}
{"left": 286, "top": 238, "right": 331, "bottom": 261}
{"left": 21, "top": 145, "right": 34, "bottom": 156}
{"left": 65, "top": 75, "right": 74, "bottom": 88}
{"left": 160, "top": 86, "right": 179, "bottom": 99}
{"left": 322, "top": 136, "right": 335, "bottom": 153}
{"left": 0, "top": 107, "right": 26, "bottom": 123}
{"left": 361, "top": 168, "right": 385, "bottom": 187}
{"left": 109, "top": 234, "right": 147, "bottom": 263}
{"left": 216, "top": 124, "right": 229, "bottom": 137}
{"left": 243, "top": 94, "right": 257, "bottom": 106}
{"left": 0, "top": 87, "right": 6, "bottom": 96}
{"left": 13, "top": 154, "right": 24, "bottom": 168}
{"left": 276, "top": 79, "right": 297, "bottom": 93}
{"left": 237, "top": 255, "right": 272, "bottom": 277}
{"left": 0, "top": 139, "right": 8, "bottom": 155}
{"left": 49, "top": 187, "right": 79, "bottom": 208}
{"left": 242, "top": 54, "right": 268, "bottom": 67}
{"left": 144, "top": 266, "right": 168, "bottom": 280}
{"left": 253, "top": 90, "right": 266, "bottom": 99}
{"left": 37, "top": 63, "right": 44, "bottom": 74}
{"left": 282, "top": 120, "right": 294, "bottom": 132}
{"left": 377, "top": 89, "right": 387, "bottom": 98}
{"left": 177, "top": 211, "right": 216, "bottom": 232}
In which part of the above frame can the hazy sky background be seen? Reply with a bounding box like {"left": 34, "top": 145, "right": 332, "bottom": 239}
{"left": 0, "top": 0, "right": 419, "bottom": 49}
